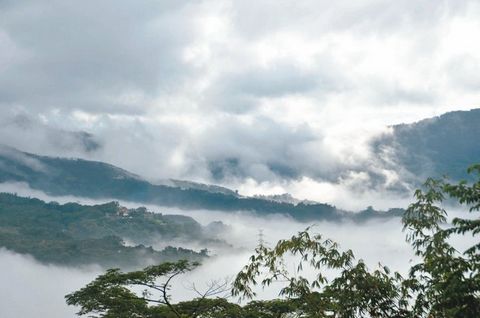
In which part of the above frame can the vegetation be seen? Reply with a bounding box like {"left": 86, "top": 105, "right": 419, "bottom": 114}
{"left": 0, "top": 145, "right": 401, "bottom": 222}
{"left": 66, "top": 165, "right": 480, "bottom": 317}
{"left": 374, "top": 108, "right": 480, "bottom": 183}
{"left": 0, "top": 194, "right": 216, "bottom": 268}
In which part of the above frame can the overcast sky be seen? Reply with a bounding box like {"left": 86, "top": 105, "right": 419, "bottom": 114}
{"left": 1, "top": 0, "right": 479, "bottom": 207}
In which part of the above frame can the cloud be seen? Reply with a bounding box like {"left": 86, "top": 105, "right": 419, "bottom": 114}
{"left": 0, "top": 144, "right": 49, "bottom": 173}
{"left": 0, "top": 111, "right": 100, "bottom": 158}
{"left": 0, "top": 0, "right": 479, "bottom": 204}
{"left": 0, "top": 0, "right": 197, "bottom": 114}
{"left": 0, "top": 248, "right": 100, "bottom": 318}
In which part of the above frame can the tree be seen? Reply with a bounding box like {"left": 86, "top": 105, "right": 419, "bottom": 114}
{"left": 66, "top": 260, "right": 200, "bottom": 318}
{"left": 232, "top": 227, "right": 409, "bottom": 317}
{"left": 65, "top": 260, "right": 233, "bottom": 318}
{"left": 402, "top": 164, "right": 480, "bottom": 317}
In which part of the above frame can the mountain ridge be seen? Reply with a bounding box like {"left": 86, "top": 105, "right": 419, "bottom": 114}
{"left": 374, "top": 108, "right": 480, "bottom": 183}
{"left": 0, "top": 192, "right": 212, "bottom": 269}
{"left": 0, "top": 144, "right": 399, "bottom": 221}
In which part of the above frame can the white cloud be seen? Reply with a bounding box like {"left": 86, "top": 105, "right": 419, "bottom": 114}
{"left": 0, "top": 249, "right": 100, "bottom": 318}
{"left": 0, "top": 0, "right": 479, "bottom": 204}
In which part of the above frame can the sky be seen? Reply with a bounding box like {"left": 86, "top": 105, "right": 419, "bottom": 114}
{"left": 1, "top": 0, "right": 480, "bottom": 207}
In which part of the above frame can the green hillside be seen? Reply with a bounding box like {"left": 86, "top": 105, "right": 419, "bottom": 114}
{"left": 374, "top": 108, "right": 480, "bottom": 182}
{"left": 0, "top": 193, "right": 214, "bottom": 268}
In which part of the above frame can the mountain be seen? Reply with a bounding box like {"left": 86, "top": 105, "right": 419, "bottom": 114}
{"left": 157, "top": 179, "right": 240, "bottom": 197}
{"left": 0, "top": 145, "right": 398, "bottom": 221}
{"left": 0, "top": 193, "right": 212, "bottom": 268}
{"left": 374, "top": 108, "right": 480, "bottom": 183}
{"left": 254, "top": 193, "right": 318, "bottom": 205}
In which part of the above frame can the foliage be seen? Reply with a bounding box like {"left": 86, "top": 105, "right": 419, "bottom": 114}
{"left": 402, "top": 164, "right": 480, "bottom": 317}
{"left": 232, "top": 229, "right": 354, "bottom": 300}
{"left": 66, "top": 260, "right": 200, "bottom": 318}
{"left": 232, "top": 230, "right": 408, "bottom": 317}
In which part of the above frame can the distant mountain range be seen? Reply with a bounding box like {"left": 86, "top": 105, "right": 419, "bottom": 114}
{"left": 0, "top": 144, "right": 399, "bottom": 221}
{"left": 157, "top": 179, "right": 239, "bottom": 197}
{"left": 0, "top": 108, "right": 477, "bottom": 221}
{"left": 253, "top": 193, "right": 318, "bottom": 205}
{"left": 374, "top": 108, "right": 480, "bottom": 183}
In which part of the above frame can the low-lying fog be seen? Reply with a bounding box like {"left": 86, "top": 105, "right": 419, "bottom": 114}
{"left": 0, "top": 182, "right": 474, "bottom": 318}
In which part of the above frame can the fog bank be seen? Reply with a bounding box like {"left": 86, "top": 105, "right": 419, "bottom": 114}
{"left": 0, "top": 185, "right": 476, "bottom": 317}
{"left": 0, "top": 214, "right": 414, "bottom": 317}
{"left": 0, "top": 249, "right": 101, "bottom": 318}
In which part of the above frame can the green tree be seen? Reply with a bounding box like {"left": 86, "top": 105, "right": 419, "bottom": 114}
{"left": 233, "top": 164, "right": 480, "bottom": 317}
{"left": 232, "top": 228, "right": 408, "bottom": 317}
{"left": 65, "top": 260, "right": 235, "bottom": 318}
{"left": 66, "top": 260, "right": 200, "bottom": 318}
{"left": 402, "top": 164, "right": 480, "bottom": 317}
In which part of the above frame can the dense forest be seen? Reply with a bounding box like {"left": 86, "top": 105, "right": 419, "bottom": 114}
{"left": 0, "top": 194, "right": 221, "bottom": 268}
{"left": 374, "top": 108, "right": 480, "bottom": 183}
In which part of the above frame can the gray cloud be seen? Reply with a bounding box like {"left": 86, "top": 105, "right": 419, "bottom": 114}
{"left": 0, "top": 111, "right": 101, "bottom": 157}
{"left": 0, "top": 0, "right": 479, "bottom": 202}
{"left": 0, "top": 0, "right": 196, "bottom": 114}
{"left": 447, "top": 54, "right": 480, "bottom": 91}
{"left": 220, "top": 62, "right": 319, "bottom": 98}
{"left": 229, "top": 0, "right": 472, "bottom": 38}
{"left": 187, "top": 115, "right": 352, "bottom": 184}
{"left": 0, "top": 248, "right": 100, "bottom": 318}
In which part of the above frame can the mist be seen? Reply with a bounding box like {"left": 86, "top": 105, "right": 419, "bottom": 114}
{"left": 0, "top": 214, "right": 413, "bottom": 317}
{"left": 0, "top": 182, "right": 476, "bottom": 317}
{"left": 0, "top": 249, "right": 101, "bottom": 318}
{"left": 0, "top": 184, "right": 417, "bottom": 317}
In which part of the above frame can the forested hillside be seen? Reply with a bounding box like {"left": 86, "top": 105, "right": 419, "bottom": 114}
{"left": 374, "top": 108, "right": 480, "bottom": 182}
{"left": 0, "top": 194, "right": 217, "bottom": 268}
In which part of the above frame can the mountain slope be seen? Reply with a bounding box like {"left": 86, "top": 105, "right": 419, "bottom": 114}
{"left": 374, "top": 108, "right": 480, "bottom": 182}
{"left": 0, "top": 193, "right": 210, "bottom": 268}
{"left": 0, "top": 145, "right": 399, "bottom": 221}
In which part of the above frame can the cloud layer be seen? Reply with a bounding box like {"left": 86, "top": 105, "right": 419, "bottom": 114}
{"left": 0, "top": 199, "right": 413, "bottom": 317}
{"left": 0, "top": 185, "right": 474, "bottom": 317}
{"left": 1, "top": 0, "right": 480, "bottom": 207}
